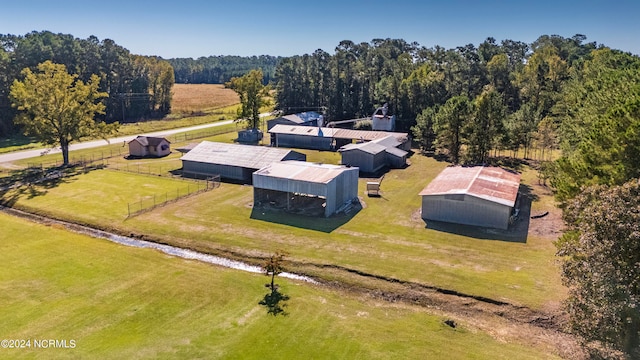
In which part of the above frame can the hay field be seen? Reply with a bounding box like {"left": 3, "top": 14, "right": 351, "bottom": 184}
{"left": 171, "top": 84, "right": 240, "bottom": 113}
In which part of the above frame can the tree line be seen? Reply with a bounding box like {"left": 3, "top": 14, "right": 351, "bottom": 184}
{"left": 0, "top": 31, "right": 174, "bottom": 137}
{"left": 167, "top": 55, "right": 280, "bottom": 84}
{"left": 274, "top": 36, "right": 598, "bottom": 159}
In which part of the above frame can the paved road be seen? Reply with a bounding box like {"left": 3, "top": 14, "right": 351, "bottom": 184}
{"left": 0, "top": 117, "right": 252, "bottom": 164}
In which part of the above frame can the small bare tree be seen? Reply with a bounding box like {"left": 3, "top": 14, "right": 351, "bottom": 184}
{"left": 262, "top": 250, "right": 288, "bottom": 292}
{"left": 259, "top": 250, "right": 290, "bottom": 316}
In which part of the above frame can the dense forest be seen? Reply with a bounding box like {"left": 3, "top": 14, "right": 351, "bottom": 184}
{"left": 168, "top": 55, "right": 280, "bottom": 84}
{"left": 0, "top": 31, "right": 174, "bottom": 136}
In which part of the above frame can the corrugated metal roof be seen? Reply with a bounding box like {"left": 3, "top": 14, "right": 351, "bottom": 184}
{"left": 270, "top": 124, "right": 336, "bottom": 138}
{"left": 254, "top": 161, "right": 353, "bottom": 184}
{"left": 334, "top": 128, "right": 407, "bottom": 142}
{"left": 269, "top": 124, "right": 408, "bottom": 142}
{"left": 338, "top": 141, "right": 387, "bottom": 155}
{"left": 281, "top": 111, "right": 321, "bottom": 124}
{"left": 371, "top": 135, "right": 401, "bottom": 148}
{"left": 419, "top": 166, "right": 520, "bottom": 207}
{"left": 180, "top": 141, "right": 300, "bottom": 169}
{"left": 385, "top": 146, "right": 408, "bottom": 158}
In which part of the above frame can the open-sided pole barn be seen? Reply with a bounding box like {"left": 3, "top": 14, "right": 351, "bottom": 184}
{"left": 253, "top": 161, "right": 359, "bottom": 217}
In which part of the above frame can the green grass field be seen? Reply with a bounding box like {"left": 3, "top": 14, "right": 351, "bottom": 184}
{"left": 0, "top": 212, "right": 560, "bottom": 359}
{"left": 1, "top": 148, "right": 565, "bottom": 311}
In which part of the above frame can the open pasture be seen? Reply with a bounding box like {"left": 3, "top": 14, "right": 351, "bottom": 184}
{"left": 0, "top": 212, "right": 560, "bottom": 359}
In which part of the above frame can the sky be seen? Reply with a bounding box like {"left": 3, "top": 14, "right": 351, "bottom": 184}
{"left": 1, "top": 0, "right": 638, "bottom": 58}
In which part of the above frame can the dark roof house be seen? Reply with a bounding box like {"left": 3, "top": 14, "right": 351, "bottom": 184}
{"left": 128, "top": 136, "right": 171, "bottom": 158}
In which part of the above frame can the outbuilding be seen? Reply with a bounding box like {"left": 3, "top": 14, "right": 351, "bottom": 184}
{"left": 419, "top": 166, "right": 521, "bottom": 230}
{"left": 128, "top": 136, "right": 171, "bottom": 158}
{"left": 253, "top": 161, "right": 359, "bottom": 217}
{"left": 267, "top": 111, "right": 323, "bottom": 130}
{"left": 339, "top": 141, "right": 388, "bottom": 174}
{"left": 180, "top": 141, "right": 306, "bottom": 183}
{"left": 269, "top": 124, "right": 335, "bottom": 150}
{"left": 338, "top": 135, "right": 408, "bottom": 174}
{"left": 268, "top": 124, "right": 410, "bottom": 152}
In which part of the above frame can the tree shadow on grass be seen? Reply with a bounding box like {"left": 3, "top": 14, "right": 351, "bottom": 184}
{"left": 0, "top": 163, "right": 103, "bottom": 205}
{"left": 259, "top": 288, "right": 290, "bottom": 317}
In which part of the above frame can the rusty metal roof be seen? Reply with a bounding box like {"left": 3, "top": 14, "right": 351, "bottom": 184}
{"left": 419, "top": 166, "right": 521, "bottom": 207}
{"left": 254, "top": 161, "right": 353, "bottom": 184}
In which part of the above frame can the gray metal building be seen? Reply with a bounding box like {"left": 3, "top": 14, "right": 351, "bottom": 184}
{"left": 269, "top": 125, "right": 335, "bottom": 150}
{"left": 338, "top": 135, "right": 408, "bottom": 174}
{"left": 266, "top": 111, "right": 323, "bottom": 130}
{"left": 180, "top": 141, "right": 306, "bottom": 183}
{"left": 339, "top": 141, "right": 388, "bottom": 173}
{"left": 253, "top": 161, "right": 359, "bottom": 217}
{"left": 268, "top": 124, "right": 410, "bottom": 151}
{"left": 419, "top": 166, "right": 521, "bottom": 230}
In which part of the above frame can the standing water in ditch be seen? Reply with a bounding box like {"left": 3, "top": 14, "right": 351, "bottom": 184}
{"left": 2, "top": 207, "right": 317, "bottom": 284}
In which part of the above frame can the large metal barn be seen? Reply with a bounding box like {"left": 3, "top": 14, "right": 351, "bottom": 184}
{"left": 180, "top": 141, "right": 306, "bottom": 183}
{"left": 419, "top": 166, "right": 521, "bottom": 230}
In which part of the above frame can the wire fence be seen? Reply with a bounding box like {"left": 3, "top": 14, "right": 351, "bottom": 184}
{"left": 108, "top": 162, "right": 181, "bottom": 177}
{"left": 167, "top": 125, "right": 237, "bottom": 143}
{"left": 25, "top": 150, "right": 121, "bottom": 171}
{"left": 21, "top": 125, "right": 238, "bottom": 171}
{"left": 126, "top": 175, "right": 220, "bottom": 218}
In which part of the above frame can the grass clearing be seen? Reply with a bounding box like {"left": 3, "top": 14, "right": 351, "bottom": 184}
{"left": 1, "top": 151, "right": 566, "bottom": 310}
{"left": 1, "top": 170, "right": 205, "bottom": 223}
{"left": 0, "top": 212, "right": 560, "bottom": 359}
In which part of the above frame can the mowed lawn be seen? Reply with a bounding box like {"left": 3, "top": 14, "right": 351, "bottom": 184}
{"left": 1, "top": 170, "right": 203, "bottom": 222}
{"left": 2, "top": 150, "right": 566, "bottom": 311}
{"left": 0, "top": 213, "right": 558, "bottom": 359}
